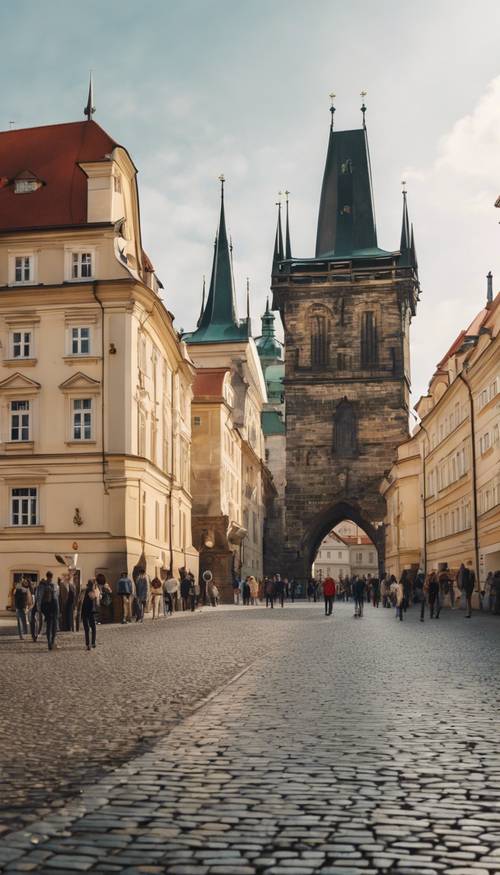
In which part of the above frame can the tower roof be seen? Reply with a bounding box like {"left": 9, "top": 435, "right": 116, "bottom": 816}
{"left": 184, "top": 179, "right": 249, "bottom": 345}
{"left": 255, "top": 298, "right": 283, "bottom": 362}
{"left": 315, "top": 126, "right": 381, "bottom": 258}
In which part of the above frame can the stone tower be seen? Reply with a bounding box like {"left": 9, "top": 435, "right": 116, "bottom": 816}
{"left": 271, "top": 104, "right": 419, "bottom": 581}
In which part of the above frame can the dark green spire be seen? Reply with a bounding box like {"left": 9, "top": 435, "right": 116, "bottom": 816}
{"left": 399, "top": 184, "right": 411, "bottom": 265}
{"left": 256, "top": 297, "right": 283, "bottom": 364}
{"left": 272, "top": 199, "right": 284, "bottom": 274}
{"left": 315, "top": 108, "right": 378, "bottom": 258}
{"left": 184, "top": 177, "right": 249, "bottom": 345}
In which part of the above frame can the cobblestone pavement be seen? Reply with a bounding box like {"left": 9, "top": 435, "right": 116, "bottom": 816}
{"left": 1, "top": 602, "right": 499, "bottom": 874}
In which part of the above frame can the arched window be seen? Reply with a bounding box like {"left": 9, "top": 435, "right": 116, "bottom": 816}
{"left": 361, "top": 311, "right": 378, "bottom": 367}
{"left": 311, "top": 314, "right": 328, "bottom": 367}
{"left": 333, "top": 398, "right": 357, "bottom": 457}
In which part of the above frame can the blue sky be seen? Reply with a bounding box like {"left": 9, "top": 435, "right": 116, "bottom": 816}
{"left": 2, "top": 0, "right": 500, "bottom": 400}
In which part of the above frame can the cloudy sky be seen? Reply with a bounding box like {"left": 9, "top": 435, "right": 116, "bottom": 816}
{"left": 2, "top": 0, "right": 500, "bottom": 402}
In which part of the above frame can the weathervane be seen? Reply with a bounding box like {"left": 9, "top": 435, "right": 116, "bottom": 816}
{"left": 329, "top": 91, "right": 336, "bottom": 128}
{"left": 401, "top": 179, "right": 407, "bottom": 195}
{"left": 360, "top": 90, "right": 367, "bottom": 127}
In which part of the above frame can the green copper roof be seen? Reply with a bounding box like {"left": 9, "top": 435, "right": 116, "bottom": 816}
{"left": 184, "top": 181, "right": 250, "bottom": 345}
{"left": 256, "top": 298, "right": 283, "bottom": 363}
{"left": 315, "top": 127, "right": 378, "bottom": 258}
{"left": 262, "top": 409, "right": 285, "bottom": 436}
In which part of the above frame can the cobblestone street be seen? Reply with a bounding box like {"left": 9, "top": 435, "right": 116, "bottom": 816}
{"left": 1, "top": 602, "right": 499, "bottom": 874}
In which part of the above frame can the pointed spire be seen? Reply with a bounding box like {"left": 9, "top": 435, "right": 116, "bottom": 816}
{"left": 400, "top": 181, "right": 410, "bottom": 256}
{"left": 487, "top": 271, "right": 493, "bottom": 304}
{"left": 265, "top": 296, "right": 270, "bottom": 315}
{"left": 246, "top": 277, "right": 252, "bottom": 335}
{"left": 285, "top": 190, "right": 292, "bottom": 259}
{"left": 272, "top": 195, "right": 284, "bottom": 273}
{"left": 197, "top": 275, "right": 206, "bottom": 327}
{"left": 329, "top": 92, "right": 336, "bottom": 131}
{"left": 360, "top": 91, "right": 367, "bottom": 129}
{"left": 84, "top": 72, "right": 95, "bottom": 121}
{"left": 185, "top": 176, "right": 249, "bottom": 344}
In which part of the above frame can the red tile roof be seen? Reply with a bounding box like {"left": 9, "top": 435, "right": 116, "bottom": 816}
{"left": 0, "top": 120, "right": 118, "bottom": 231}
{"left": 192, "top": 368, "right": 230, "bottom": 399}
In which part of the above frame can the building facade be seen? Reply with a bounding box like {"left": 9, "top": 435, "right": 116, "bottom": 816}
{"left": 271, "top": 105, "right": 419, "bottom": 582}
{"left": 313, "top": 521, "right": 378, "bottom": 581}
{"left": 185, "top": 182, "right": 268, "bottom": 599}
{"left": 382, "top": 285, "right": 500, "bottom": 592}
{"left": 0, "top": 116, "right": 196, "bottom": 608}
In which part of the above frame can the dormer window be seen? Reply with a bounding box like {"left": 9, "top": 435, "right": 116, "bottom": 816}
{"left": 13, "top": 170, "right": 43, "bottom": 194}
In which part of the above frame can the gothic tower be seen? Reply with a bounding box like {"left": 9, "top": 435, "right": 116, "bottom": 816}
{"left": 271, "top": 104, "right": 419, "bottom": 580}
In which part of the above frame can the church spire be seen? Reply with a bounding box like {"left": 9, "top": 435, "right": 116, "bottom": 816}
{"left": 184, "top": 177, "right": 249, "bottom": 344}
{"left": 196, "top": 275, "right": 206, "bottom": 327}
{"left": 272, "top": 196, "right": 284, "bottom": 273}
{"left": 84, "top": 72, "right": 95, "bottom": 121}
{"left": 410, "top": 223, "right": 418, "bottom": 274}
{"left": 399, "top": 182, "right": 413, "bottom": 268}
{"left": 285, "top": 190, "right": 292, "bottom": 259}
{"left": 315, "top": 100, "right": 377, "bottom": 258}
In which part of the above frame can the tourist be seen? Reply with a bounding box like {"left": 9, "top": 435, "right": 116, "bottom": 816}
{"left": 14, "top": 580, "right": 29, "bottom": 640}
{"left": 188, "top": 573, "right": 197, "bottom": 612}
{"left": 164, "top": 570, "right": 179, "bottom": 612}
{"left": 428, "top": 571, "right": 440, "bottom": 619}
{"left": 372, "top": 576, "right": 381, "bottom": 608}
{"left": 438, "top": 564, "right": 453, "bottom": 610}
{"left": 134, "top": 568, "right": 149, "bottom": 622}
{"left": 400, "top": 569, "right": 411, "bottom": 613}
{"left": 249, "top": 575, "right": 259, "bottom": 605}
{"left": 323, "top": 574, "right": 335, "bottom": 616}
{"left": 150, "top": 575, "right": 163, "bottom": 619}
{"left": 265, "top": 577, "right": 275, "bottom": 609}
{"left": 96, "top": 574, "right": 113, "bottom": 624}
{"left": 242, "top": 577, "right": 251, "bottom": 606}
{"left": 389, "top": 575, "right": 398, "bottom": 606}
{"left": 464, "top": 561, "right": 476, "bottom": 619}
{"left": 117, "top": 571, "right": 133, "bottom": 624}
{"left": 180, "top": 572, "right": 190, "bottom": 611}
{"left": 207, "top": 574, "right": 220, "bottom": 606}
{"left": 493, "top": 570, "right": 500, "bottom": 615}
{"left": 81, "top": 579, "right": 99, "bottom": 651}
{"left": 36, "top": 571, "right": 60, "bottom": 651}
{"left": 395, "top": 578, "right": 405, "bottom": 621}
{"left": 275, "top": 575, "right": 285, "bottom": 608}
{"left": 289, "top": 578, "right": 297, "bottom": 603}
{"left": 307, "top": 579, "right": 314, "bottom": 602}
{"left": 232, "top": 574, "right": 241, "bottom": 605}
{"left": 353, "top": 576, "right": 365, "bottom": 618}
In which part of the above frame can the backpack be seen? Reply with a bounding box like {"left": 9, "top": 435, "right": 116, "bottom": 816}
{"left": 42, "top": 582, "right": 55, "bottom": 605}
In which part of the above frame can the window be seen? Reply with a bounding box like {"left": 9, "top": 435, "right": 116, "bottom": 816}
{"left": 360, "top": 311, "right": 378, "bottom": 367}
{"left": 72, "top": 399, "right": 92, "bottom": 440}
{"left": 15, "top": 255, "right": 33, "bottom": 284}
{"left": 333, "top": 398, "right": 357, "bottom": 457}
{"left": 11, "top": 487, "right": 38, "bottom": 526}
{"left": 72, "top": 252, "right": 93, "bottom": 280}
{"left": 71, "top": 327, "right": 91, "bottom": 355}
{"left": 311, "top": 314, "right": 328, "bottom": 366}
{"left": 194, "top": 416, "right": 201, "bottom": 426}
{"left": 11, "top": 330, "right": 32, "bottom": 359}
{"left": 10, "top": 400, "right": 30, "bottom": 441}
{"left": 338, "top": 551, "right": 342, "bottom": 559}
{"left": 356, "top": 552, "right": 363, "bottom": 564}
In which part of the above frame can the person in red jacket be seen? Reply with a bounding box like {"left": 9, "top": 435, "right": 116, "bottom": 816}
{"left": 323, "top": 576, "right": 336, "bottom": 616}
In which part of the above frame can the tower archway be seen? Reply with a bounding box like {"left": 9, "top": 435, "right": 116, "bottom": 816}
{"left": 303, "top": 500, "right": 384, "bottom": 580}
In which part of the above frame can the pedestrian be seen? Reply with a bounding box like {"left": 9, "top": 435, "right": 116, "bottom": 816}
{"left": 162, "top": 569, "right": 178, "bottom": 613}
{"left": 242, "top": 577, "right": 251, "bottom": 606}
{"left": 206, "top": 572, "right": 219, "bottom": 607}
{"left": 395, "top": 578, "right": 405, "bottom": 621}
{"left": 135, "top": 567, "right": 149, "bottom": 622}
{"left": 180, "top": 572, "right": 190, "bottom": 611}
{"left": 290, "top": 578, "right": 297, "bottom": 603}
{"left": 438, "top": 564, "right": 452, "bottom": 610}
{"left": 188, "top": 573, "right": 197, "bottom": 612}
{"left": 249, "top": 575, "right": 259, "bottom": 605}
{"left": 428, "top": 571, "right": 440, "bottom": 619}
{"left": 232, "top": 574, "right": 241, "bottom": 605}
{"left": 493, "top": 570, "right": 500, "bottom": 615}
{"left": 372, "top": 576, "right": 381, "bottom": 608}
{"left": 150, "top": 576, "right": 163, "bottom": 619}
{"left": 81, "top": 579, "right": 99, "bottom": 650}
{"left": 117, "top": 571, "right": 133, "bottom": 623}
{"left": 400, "top": 569, "right": 411, "bottom": 613}
{"left": 36, "top": 571, "right": 60, "bottom": 650}
{"left": 463, "top": 561, "right": 476, "bottom": 619}
{"left": 323, "top": 575, "right": 335, "bottom": 616}
{"left": 353, "top": 576, "right": 365, "bottom": 618}
{"left": 265, "top": 577, "right": 275, "bottom": 609}
{"left": 307, "top": 579, "right": 314, "bottom": 602}
{"left": 275, "top": 576, "right": 285, "bottom": 608}
{"left": 14, "top": 580, "right": 29, "bottom": 639}
{"left": 420, "top": 573, "right": 428, "bottom": 621}
{"left": 484, "top": 572, "right": 494, "bottom": 612}
{"left": 96, "top": 574, "right": 113, "bottom": 624}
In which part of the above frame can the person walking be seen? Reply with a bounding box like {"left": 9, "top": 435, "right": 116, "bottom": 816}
{"left": 14, "top": 580, "right": 29, "bottom": 640}
{"left": 249, "top": 575, "right": 259, "bottom": 605}
{"left": 81, "top": 579, "right": 99, "bottom": 650}
{"left": 428, "top": 571, "right": 440, "bottom": 619}
{"left": 232, "top": 575, "right": 241, "bottom": 605}
{"left": 438, "top": 564, "right": 452, "bottom": 610}
{"left": 400, "top": 570, "right": 411, "bottom": 614}
{"left": 242, "top": 577, "right": 251, "bottom": 606}
{"left": 117, "top": 571, "right": 133, "bottom": 623}
{"left": 372, "top": 576, "right": 381, "bottom": 608}
{"left": 395, "top": 579, "right": 405, "bottom": 621}
{"left": 323, "top": 575, "right": 335, "bottom": 616}
{"left": 180, "top": 573, "right": 190, "bottom": 611}
{"left": 290, "top": 578, "right": 297, "bottom": 603}
{"left": 275, "top": 576, "right": 285, "bottom": 608}
{"left": 134, "top": 568, "right": 149, "bottom": 622}
{"left": 150, "top": 576, "right": 163, "bottom": 619}
{"left": 493, "top": 570, "right": 500, "bottom": 615}
{"left": 354, "top": 576, "right": 365, "bottom": 618}
{"left": 265, "top": 577, "right": 275, "bottom": 609}
{"left": 463, "top": 561, "right": 476, "bottom": 618}
{"left": 36, "top": 572, "right": 60, "bottom": 651}
{"left": 188, "top": 573, "right": 197, "bottom": 612}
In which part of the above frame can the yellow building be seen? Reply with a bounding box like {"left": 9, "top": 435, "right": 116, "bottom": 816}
{"left": 382, "top": 285, "right": 500, "bottom": 595}
{"left": 184, "top": 181, "right": 268, "bottom": 598}
{"left": 0, "top": 111, "right": 196, "bottom": 608}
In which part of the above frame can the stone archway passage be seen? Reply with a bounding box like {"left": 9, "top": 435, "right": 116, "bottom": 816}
{"left": 305, "top": 500, "right": 384, "bottom": 578}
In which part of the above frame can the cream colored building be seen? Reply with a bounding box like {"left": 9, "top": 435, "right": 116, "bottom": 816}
{"left": 382, "top": 286, "right": 500, "bottom": 593}
{"left": 0, "top": 116, "right": 196, "bottom": 608}
{"left": 185, "top": 182, "right": 268, "bottom": 599}
{"left": 313, "top": 522, "right": 378, "bottom": 580}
